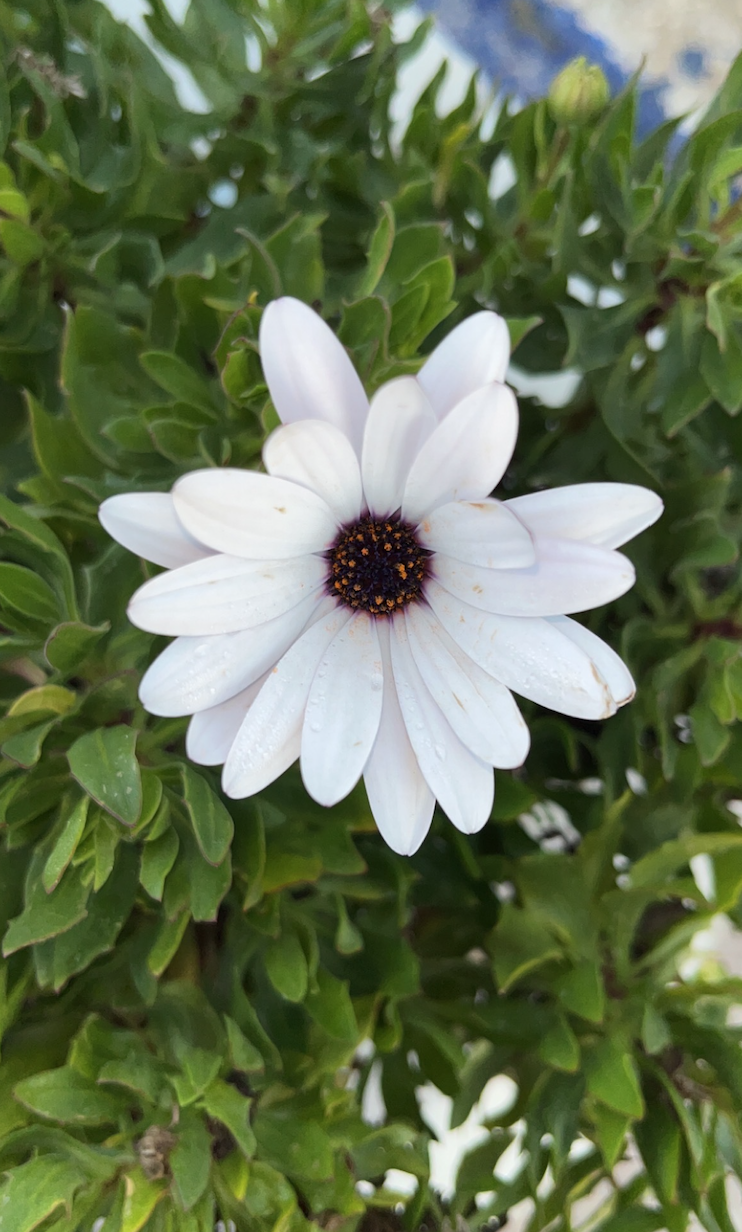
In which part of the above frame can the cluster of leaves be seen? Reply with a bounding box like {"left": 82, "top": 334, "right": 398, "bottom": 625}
{"left": 0, "top": 0, "right": 741, "bottom": 1229}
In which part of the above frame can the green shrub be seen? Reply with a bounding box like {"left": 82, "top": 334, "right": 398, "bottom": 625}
{"left": 0, "top": 2, "right": 741, "bottom": 1229}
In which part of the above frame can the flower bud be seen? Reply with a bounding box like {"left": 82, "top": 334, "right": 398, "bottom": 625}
{"left": 548, "top": 57, "right": 610, "bottom": 125}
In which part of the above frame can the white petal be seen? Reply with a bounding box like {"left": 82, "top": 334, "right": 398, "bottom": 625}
{"left": 504, "top": 483, "right": 663, "bottom": 549}
{"left": 300, "top": 612, "right": 383, "bottom": 807}
{"left": 222, "top": 605, "right": 352, "bottom": 799}
{"left": 402, "top": 383, "right": 519, "bottom": 522}
{"left": 432, "top": 538, "right": 635, "bottom": 617}
{"left": 128, "top": 553, "right": 327, "bottom": 635}
{"left": 363, "top": 621, "right": 435, "bottom": 856}
{"left": 548, "top": 616, "right": 635, "bottom": 706}
{"left": 426, "top": 579, "right": 617, "bottom": 720}
{"left": 99, "top": 493, "right": 212, "bottom": 568}
{"left": 405, "top": 603, "right": 530, "bottom": 768}
{"left": 259, "top": 297, "right": 369, "bottom": 455}
{"left": 361, "top": 377, "right": 436, "bottom": 516}
{"left": 417, "top": 311, "right": 510, "bottom": 420}
{"left": 186, "top": 677, "right": 266, "bottom": 766}
{"left": 173, "top": 469, "right": 337, "bottom": 559}
{"left": 263, "top": 420, "right": 362, "bottom": 524}
{"left": 139, "top": 592, "right": 322, "bottom": 717}
{"left": 390, "top": 616, "right": 495, "bottom": 834}
{"left": 418, "top": 499, "right": 535, "bottom": 568}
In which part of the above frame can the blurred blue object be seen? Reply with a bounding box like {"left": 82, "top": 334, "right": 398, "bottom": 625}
{"left": 419, "top": 0, "right": 669, "bottom": 134}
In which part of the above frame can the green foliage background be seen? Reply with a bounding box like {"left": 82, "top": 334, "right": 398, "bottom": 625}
{"left": 0, "top": 1, "right": 742, "bottom": 1229}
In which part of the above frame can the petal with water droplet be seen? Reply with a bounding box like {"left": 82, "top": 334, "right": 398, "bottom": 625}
{"left": 426, "top": 579, "right": 616, "bottom": 720}
{"left": 128, "top": 553, "right": 327, "bottom": 635}
{"left": 139, "top": 593, "right": 323, "bottom": 716}
{"left": 222, "top": 605, "right": 352, "bottom": 798}
{"left": 301, "top": 611, "right": 383, "bottom": 807}
{"left": 405, "top": 603, "right": 529, "bottom": 768}
{"left": 363, "top": 621, "right": 435, "bottom": 856}
{"left": 389, "top": 615, "right": 494, "bottom": 834}
{"left": 99, "top": 492, "right": 212, "bottom": 568}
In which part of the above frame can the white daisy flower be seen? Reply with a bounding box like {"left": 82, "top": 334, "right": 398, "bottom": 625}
{"left": 99, "top": 298, "right": 662, "bottom": 856}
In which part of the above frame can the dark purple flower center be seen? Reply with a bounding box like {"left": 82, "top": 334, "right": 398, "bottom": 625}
{"left": 327, "top": 516, "right": 429, "bottom": 617}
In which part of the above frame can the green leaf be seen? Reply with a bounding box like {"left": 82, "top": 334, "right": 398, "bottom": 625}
{"left": 385, "top": 221, "right": 444, "bottom": 285}
{"left": 0, "top": 493, "right": 76, "bottom": 617}
{"left": 588, "top": 1212, "right": 666, "bottom": 1232}
{"left": 304, "top": 966, "right": 358, "bottom": 1041}
{"left": 538, "top": 1014, "right": 580, "bottom": 1072}
{"left": 42, "top": 793, "right": 89, "bottom": 891}
{"left": 224, "top": 1016, "right": 264, "bottom": 1075}
{"left": 358, "top": 202, "right": 395, "bottom": 296}
{"left": 35, "top": 845, "right": 139, "bottom": 990}
{"left": 45, "top": 621, "right": 109, "bottom": 674}
{"left": 169, "top": 1109, "right": 212, "bottom": 1211}
{"left": 402, "top": 255, "right": 456, "bottom": 350}
{"left": 507, "top": 315, "right": 543, "bottom": 351}
{"left": 334, "top": 894, "right": 363, "bottom": 954}
{"left": 171, "top": 1036, "right": 222, "bottom": 1108}
{"left": 491, "top": 775, "right": 538, "bottom": 821}
{"left": 590, "top": 1103, "right": 632, "bottom": 1169}
{"left": 700, "top": 329, "right": 742, "bottom": 413}
{"left": 452, "top": 1133, "right": 509, "bottom": 1211}
{"left": 0, "top": 219, "right": 44, "bottom": 266}
{"left": 186, "top": 839, "right": 231, "bottom": 922}
{"left": 14, "top": 1067, "right": 127, "bottom": 1125}
{"left": 641, "top": 1004, "right": 672, "bottom": 1055}
{"left": 180, "top": 765, "right": 233, "bottom": 866}
{"left": 1, "top": 720, "right": 55, "bottom": 768}
{"left": 489, "top": 902, "right": 562, "bottom": 992}
{"left": 556, "top": 960, "right": 606, "bottom": 1023}
{"left": 7, "top": 685, "right": 75, "bottom": 718}
{"left": 0, "top": 67, "right": 10, "bottom": 157}
{"left": 27, "top": 392, "right": 101, "bottom": 482}
{"left": 253, "top": 1106, "right": 334, "bottom": 1182}
{"left": 635, "top": 1100, "right": 681, "bottom": 1204}
{"left": 140, "top": 351, "right": 217, "bottom": 413}
{"left": 238, "top": 232, "right": 281, "bottom": 301}
{"left": 688, "top": 700, "right": 731, "bottom": 765}
{"left": 93, "top": 816, "right": 118, "bottom": 891}
{"left": 61, "top": 307, "right": 161, "bottom": 467}
{"left": 714, "top": 847, "right": 742, "bottom": 913}
{"left": 661, "top": 370, "right": 711, "bottom": 437}
{"left": 0, "top": 563, "right": 59, "bottom": 631}
{"left": 388, "top": 283, "right": 428, "bottom": 351}
{"left": 517, "top": 853, "right": 597, "bottom": 957}
{"left": 263, "top": 930, "right": 308, "bottom": 1003}
{"left": 0, "top": 1155, "right": 87, "bottom": 1232}
{"left": 200, "top": 1079, "right": 256, "bottom": 1157}
{"left": 264, "top": 213, "right": 325, "bottom": 302}
{"left": 3, "top": 864, "right": 89, "bottom": 956}
{"left": 261, "top": 848, "right": 322, "bottom": 894}
{"left": 630, "top": 832, "right": 742, "bottom": 888}
{"left": 585, "top": 1038, "right": 644, "bottom": 1118}
{"left": 147, "top": 911, "right": 190, "bottom": 978}
{"left": 137, "top": 772, "right": 165, "bottom": 834}
{"left": 67, "top": 726, "right": 142, "bottom": 826}
{"left": 140, "top": 828, "right": 180, "bottom": 901}
{"left": 99, "top": 1049, "right": 165, "bottom": 1104}
{"left": 352, "top": 1123, "right": 429, "bottom": 1182}
{"left": 121, "top": 1171, "right": 168, "bottom": 1232}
